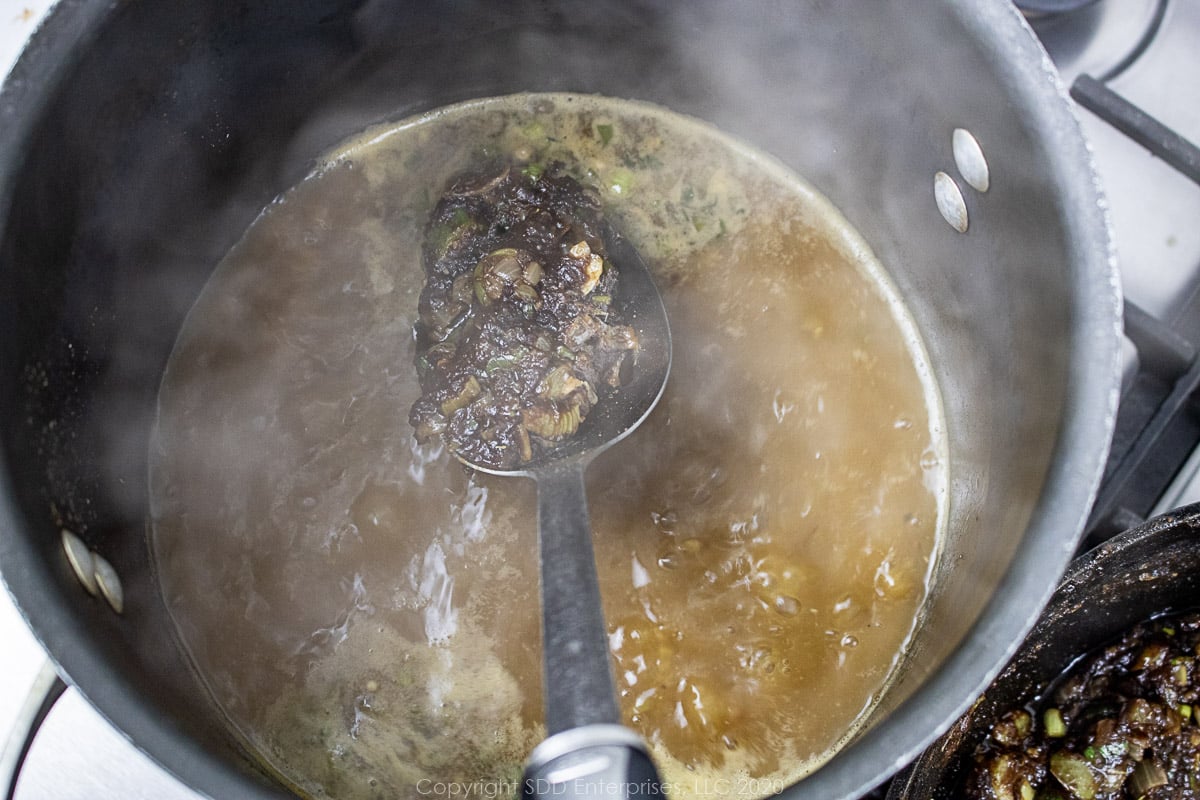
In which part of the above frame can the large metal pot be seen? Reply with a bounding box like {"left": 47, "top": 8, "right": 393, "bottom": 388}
{"left": 0, "top": 2, "right": 1120, "bottom": 798}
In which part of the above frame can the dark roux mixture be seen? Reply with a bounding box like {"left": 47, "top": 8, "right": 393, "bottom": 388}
{"left": 969, "top": 612, "right": 1200, "bottom": 800}
{"left": 409, "top": 162, "right": 638, "bottom": 469}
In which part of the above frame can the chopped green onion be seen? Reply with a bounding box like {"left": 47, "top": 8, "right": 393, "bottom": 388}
{"left": 484, "top": 358, "right": 512, "bottom": 374}
{"left": 485, "top": 349, "right": 527, "bottom": 373}
{"left": 1174, "top": 662, "right": 1190, "bottom": 687}
{"left": 429, "top": 210, "right": 475, "bottom": 260}
{"left": 1127, "top": 759, "right": 1168, "bottom": 798}
{"left": 988, "top": 754, "right": 1015, "bottom": 798}
{"left": 1083, "top": 746, "right": 1097, "bottom": 761}
{"left": 596, "top": 123, "right": 614, "bottom": 146}
{"left": 522, "top": 162, "right": 544, "bottom": 181}
{"left": 440, "top": 375, "right": 482, "bottom": 416}
{"left": 1162, "top": 625, "right": 1176, "bottom": 636}
{"left": 1049, "top": 751, "right": 1096, "bottom": 799}
{"left": 1178, "top": 703, "right": 1193, "bottom": 721}
{"left": 1043, "top": 708, "right": 1068, "bottom": 738}
{"left": 990, "top": 710, "right": 1031, "bottom": 747}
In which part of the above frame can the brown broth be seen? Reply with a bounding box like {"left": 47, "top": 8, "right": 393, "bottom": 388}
{"left": 149, "top": 94, "right": 946, "bottom": 800}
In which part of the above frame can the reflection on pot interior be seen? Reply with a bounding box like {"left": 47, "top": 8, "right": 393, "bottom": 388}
{"left": 149, "top": 94, "right": 947, "bottom": 799}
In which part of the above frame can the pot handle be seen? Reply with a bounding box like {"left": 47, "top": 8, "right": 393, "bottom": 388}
{"left": 0, "top": 659, "right": 67, "bottom": 800}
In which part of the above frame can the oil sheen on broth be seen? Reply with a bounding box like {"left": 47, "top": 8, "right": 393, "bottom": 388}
{"left": 149, "top": 94, "right": 947, "bottom": 800}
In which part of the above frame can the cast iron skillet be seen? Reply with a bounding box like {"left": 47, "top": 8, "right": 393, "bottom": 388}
{"left": 887, "top": 503, "right": 1200, "bottom": 799}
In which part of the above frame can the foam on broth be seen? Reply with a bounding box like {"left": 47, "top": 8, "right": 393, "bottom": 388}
{"left": 149, "top": 94, "right": 947, "bottom": 799}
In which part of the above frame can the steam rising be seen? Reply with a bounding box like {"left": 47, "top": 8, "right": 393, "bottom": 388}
{"left": 138, "top": 91, "right": 946, "bottom": 799}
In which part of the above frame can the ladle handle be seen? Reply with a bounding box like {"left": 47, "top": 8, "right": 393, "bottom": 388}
{"left": 522, "top": 724, "right": 665, "bottom": 800}
{"left": 536, "top": 464, "right": 621, "bottom": 734}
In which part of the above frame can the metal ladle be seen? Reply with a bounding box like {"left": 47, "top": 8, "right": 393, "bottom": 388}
{"left": 453, "top": 227, "right": 672, "bottom": 800}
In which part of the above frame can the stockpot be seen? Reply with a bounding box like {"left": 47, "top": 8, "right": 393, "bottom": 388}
{"left": 0, "top": 2, "right": 1120, "bottom": 798}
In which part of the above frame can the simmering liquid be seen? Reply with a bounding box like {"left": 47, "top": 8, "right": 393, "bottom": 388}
{"left": 149, "top": 94, "right": 946, "bottom": 799}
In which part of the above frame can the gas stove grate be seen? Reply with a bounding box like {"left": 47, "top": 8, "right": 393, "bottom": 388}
{"left": 1076, "top": 70, "right": 1200, "bottom": 546}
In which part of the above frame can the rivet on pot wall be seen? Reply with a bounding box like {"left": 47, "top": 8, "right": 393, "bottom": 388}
{"left": 93, "top": 554, "right": 125, "bottom": 615}
{"left": 953, "top": 128, "right": 990, "bottom": 193}
{"left": 934, "top": 171, "right": 969, "bottom": 233}
{"left": 61, "top": 529, "right": 99, "bottom": 596}
{"left": 60, "top": 528, "right": 125, "bottom": 614}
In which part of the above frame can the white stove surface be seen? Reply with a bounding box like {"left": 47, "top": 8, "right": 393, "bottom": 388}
{"left": 2, "top": 2, "right": 1199, "bottom": 799}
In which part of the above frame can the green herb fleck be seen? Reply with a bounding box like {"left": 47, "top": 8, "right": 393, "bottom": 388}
{"left": 608, "top": 168, "right": 634, "bottom": 196}
{"left": 521, "top": 121, "right": 546, "bottom": 141}
{"left": 596, "top": 123, "right": 614, "bottom": 147}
